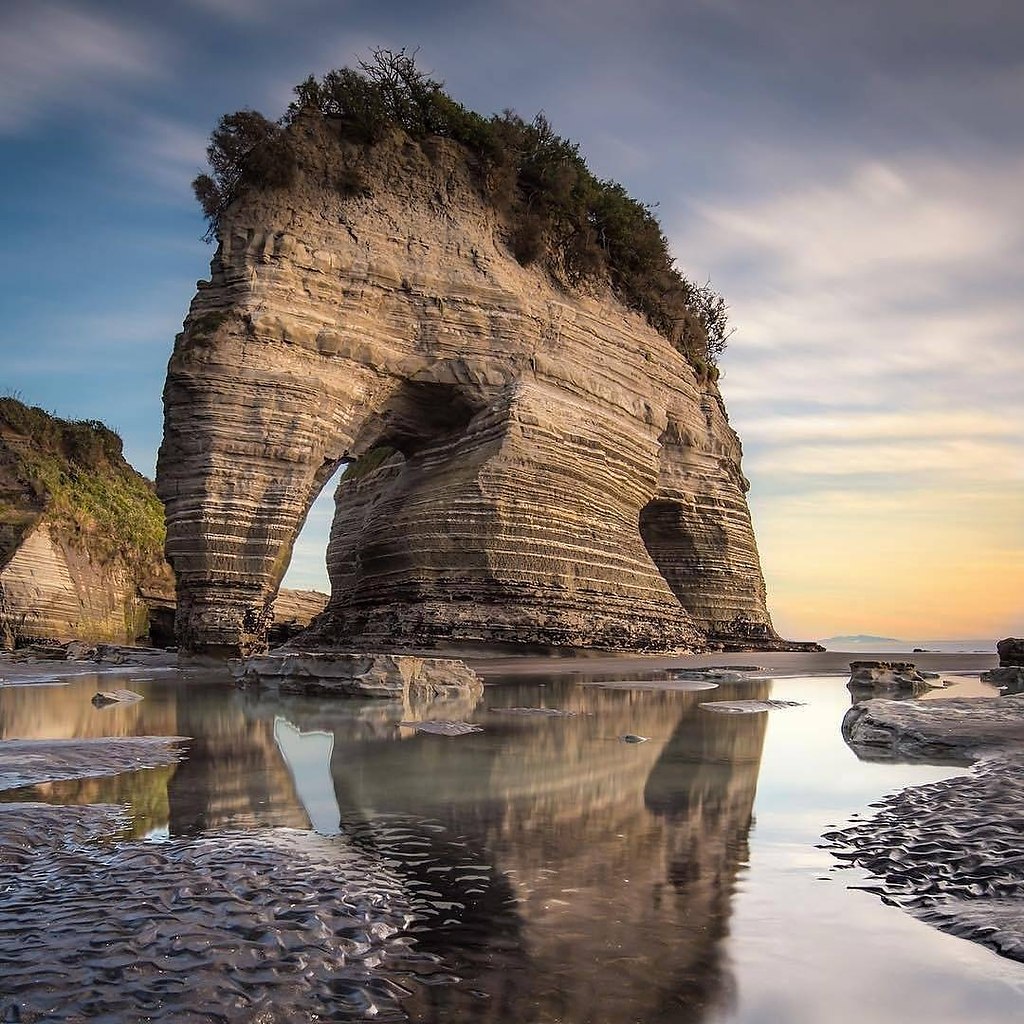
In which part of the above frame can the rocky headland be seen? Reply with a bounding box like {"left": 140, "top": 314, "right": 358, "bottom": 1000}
{"left": 156, "top": 54, "right": 806, "bottom": 659}
{"left": 0, "top": 399, "right": 170, "bottom": 649}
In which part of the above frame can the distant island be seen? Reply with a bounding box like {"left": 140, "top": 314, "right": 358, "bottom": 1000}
{"left": 821, "top": 634, "right": 902, "bottom": 645}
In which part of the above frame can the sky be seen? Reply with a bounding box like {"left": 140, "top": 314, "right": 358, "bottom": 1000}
{"left": 1, "top": 0, "right": 1021, "bottom": 643}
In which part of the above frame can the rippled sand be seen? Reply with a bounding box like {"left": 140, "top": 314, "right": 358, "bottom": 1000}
{"left": 0, "top": 735, "right": 188, "bottom": 791}
{"left": 0, "top": 806, "right": 517, "bottom": 1022}
{"left": 823, "top": 755, "right": 1024, "bottom": 962}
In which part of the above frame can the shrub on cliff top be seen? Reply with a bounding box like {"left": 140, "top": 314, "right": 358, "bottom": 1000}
{"left": 192, "top": 48, "right": 730, "bottom": 371}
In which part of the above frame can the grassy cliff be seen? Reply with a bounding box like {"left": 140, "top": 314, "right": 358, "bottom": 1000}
{"left": 0, "top": 398, "right": 165, "bottom": 576}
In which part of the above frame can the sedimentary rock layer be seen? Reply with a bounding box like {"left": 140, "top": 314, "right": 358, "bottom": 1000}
{"left": 0, "top": 400, "right": 170, "bottom": 648}
{"left": 158, "top": 119, "right": 783, "bottom": 656}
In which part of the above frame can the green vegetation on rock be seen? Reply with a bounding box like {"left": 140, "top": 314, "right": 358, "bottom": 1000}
{"left": 193, "top": 48, "right": 731, "bottom": 375}
{"left": 0, "top": 398, "right": 165, "bottom": 570}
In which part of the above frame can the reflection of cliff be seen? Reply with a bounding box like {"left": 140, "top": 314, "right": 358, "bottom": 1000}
{"left": 468, "top": 680, "right": 768, "bottom": 1024}
{"left": 0, "top": 675, "right": 310, "bottom": 837}
{"left": 167, "top": 685, "right": 309, "bottom": 835}
{"left": 251, "top": 676, "right": 769, "bottom": 1023}
{"left": 3, "top": 671, "right": 769, "bottom": 1021}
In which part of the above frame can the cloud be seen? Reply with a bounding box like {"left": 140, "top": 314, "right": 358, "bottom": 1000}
{"left": 741, "top": 410, "right": 1017, "bottom": 444}
{"left": 689, "top": 156, "right": 1024, "bottom": 287}
{"left": 749, "top": 438, "right": 1021, "bottom": 482}
{"left": 0, "top": 3, "right": 163, "bottom": 133}
{"left": 673, "top": 153, "right": 1024, "bottom": 422}
{"left": 121, "top": 115, "right": 210, "bottom": 196}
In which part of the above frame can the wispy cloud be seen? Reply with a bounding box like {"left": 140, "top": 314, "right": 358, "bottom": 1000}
{"left": 120, "top": 115, "right": 210, "bottom": 196}
{"left": 0, "top": 3, "right": 163, "bottom": 133}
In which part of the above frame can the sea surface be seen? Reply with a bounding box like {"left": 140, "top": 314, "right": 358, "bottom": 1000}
{"left": 1, "top": 655, "right": 1021, "bottom": 1021}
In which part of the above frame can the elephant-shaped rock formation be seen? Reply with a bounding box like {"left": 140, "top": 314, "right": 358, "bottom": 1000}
{"left": 157, "top": 123, "right": 782, "bottom": 657}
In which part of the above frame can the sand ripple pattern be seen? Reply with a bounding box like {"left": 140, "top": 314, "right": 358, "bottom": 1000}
{"left": 0, "top": 808, "right": 497, "bottom": 1022}
{"left": 0, "top": 736, "right": 189, "bottom": 791}
{"left": 822, "top": 755, "right": 1024, "bottom": 962}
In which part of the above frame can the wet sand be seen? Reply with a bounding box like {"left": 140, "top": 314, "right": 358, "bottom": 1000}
{"left": 0, "top": 736, "right": 190, "bottom": 792}
{"left": 823, "top": 753, "right": 1024, "bottom": 962}
{"left": 467, "top": 648, "right": 999, "bottom": 679}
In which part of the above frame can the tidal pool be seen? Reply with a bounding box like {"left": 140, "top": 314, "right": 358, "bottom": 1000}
{"left": 0, "top": 659, "right": 1021, "bottom": 1022}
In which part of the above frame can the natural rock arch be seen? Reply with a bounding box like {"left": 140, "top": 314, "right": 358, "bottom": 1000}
{"left": 157, "top": 125, "right": 782, "bottom": 656}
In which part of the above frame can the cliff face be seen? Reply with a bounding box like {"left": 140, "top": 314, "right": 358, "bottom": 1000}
{"left": 0, "top": 400, "right": 169, "bottom": 648}
{"left": 158, "top": 120, "right": 781, "bottom": 657}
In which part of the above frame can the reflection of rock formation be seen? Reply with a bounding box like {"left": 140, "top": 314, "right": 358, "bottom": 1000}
{"left": 247, "top": 675, "right": 769, "bottom": 1023}
{"left": 0, "top": 674, "right": 310, "bottom": 837}
{"left": 1, "top": 670, "right": 769, "bottom": 1021}
{"left": 167, "top": 685, "right": 309, "bottom": 834}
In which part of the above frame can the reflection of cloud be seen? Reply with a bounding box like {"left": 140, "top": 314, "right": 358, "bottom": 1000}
{"left": 0, "top": 3, "right": 162, "bottom": 132}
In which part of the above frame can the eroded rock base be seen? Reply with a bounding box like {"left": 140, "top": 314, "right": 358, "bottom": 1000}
{"left": 822, "top": 756, "right": 1024, "bottom": 962}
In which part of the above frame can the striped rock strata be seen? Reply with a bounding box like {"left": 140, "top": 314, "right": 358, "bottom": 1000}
{"left": 0, "top": 400, "right": 168, "bottom": 649}
{"left": 158, "top": 121, "right": 784, "bottom": 657}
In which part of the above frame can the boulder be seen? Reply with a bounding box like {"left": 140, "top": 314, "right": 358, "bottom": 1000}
{"left": 847, "top": 660, "right": 934, "bottom": 696}
{"left": 997, "top": 637, "right": 1024, "bottom": 667}
{"left": 982, "top": 665, "right": 1024, "bottom": 696}
{"left": 842, "top": 694, "right": 1024, "bottom": 763}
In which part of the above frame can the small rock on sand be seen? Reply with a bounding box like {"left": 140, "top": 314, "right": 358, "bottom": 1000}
{"left": 398, "top": 720, "right": 482, "bottom": 736}
{"left": 91, "top": 689, "right": 144, "bottom": 707}
{"left": 700, "top": 699, "right": 804, "bottom": 715}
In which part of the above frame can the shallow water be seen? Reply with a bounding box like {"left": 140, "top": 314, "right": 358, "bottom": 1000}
{"left": 0, "top": 659, "right": 1021, "bottom": 1021}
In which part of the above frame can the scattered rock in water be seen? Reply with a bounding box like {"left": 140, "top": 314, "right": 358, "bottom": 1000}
{"left": 704, "top": 664, "right": 766, "bottom": 673}
{"left": 847, "top": 661, "right": 936, "bottom": 696}
{"left": 583, "top": 678, "right": 719, "bottom": 692}
{"left": 91, "top": 688, "right": 144, "bottom": 707}
{"left": 982, "top": 666, "right": 1024, "bottom": 696}
{"left": 236, "top": 651, "right": 484, "bottom": 704}
{"left": 619, "top": 733, "right": 649, "bottom": 743}
{"left": 699, "top": 699, "right": 804, "bottom": 715}
{"left": 673, "top": 669, "right": 746, "bottom": 683}
{"left": 398, "top": 720, "right": 482, "bottom": 736}
{"left": 489, "top": 707, "right": 579, "bottom": 717}
{"left": 821, "top": 754, "right": 1024, "bottom": 963}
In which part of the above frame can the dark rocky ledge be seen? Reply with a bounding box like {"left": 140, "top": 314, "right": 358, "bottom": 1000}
{"left": 841, "top": 693, "right": 1024, "bottom": 764}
